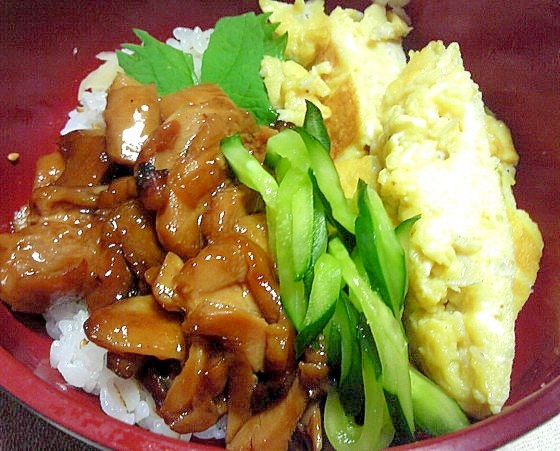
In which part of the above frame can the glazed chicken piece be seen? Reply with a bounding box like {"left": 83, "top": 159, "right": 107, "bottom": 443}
{"left": 101, "top": 199, "right": 165, "bottom": 282}
{"left": 135, "top": 83, "right": 271, "bottom": 259}
{"left": 0, "top": 218, "right": 130, "bottom": 314}
{"left": 104, "top": 73, "right": 161, "bottom": 165}
{"left": 84, "top": 294, "right": 186, "bottom": 361}
{"left": 159, "top": 338, "right": 231, "bottom": 433}
{"left": 55, "top": 129, "right": 110, "bottom": 187}
{"left": 227, "top": 376, "right": 309, "bottom": 451}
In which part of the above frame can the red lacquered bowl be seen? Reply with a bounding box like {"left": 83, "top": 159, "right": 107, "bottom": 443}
{"left": 0, "top": 1, "right": 559, "bottom": 450}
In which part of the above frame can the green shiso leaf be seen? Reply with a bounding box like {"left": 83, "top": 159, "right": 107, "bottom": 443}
{"left": 117, "top": 29, "right": 197, "bottom": 96}
{"left": 201, "top": 12, "right": 286, "bottom": 125}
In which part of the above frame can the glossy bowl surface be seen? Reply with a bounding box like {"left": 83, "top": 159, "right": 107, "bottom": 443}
{"left": 0, "top": 1, "right": 559, "bottom": 449}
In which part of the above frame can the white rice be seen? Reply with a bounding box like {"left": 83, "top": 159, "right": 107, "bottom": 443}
{"left": 60, "top": 90, "right": 108, "bottom": 135}
{"left": 166, "top": 26, "right": 213, "bottom": 78}
{"left": 50, "top": 26, "right": 227, "bottom": 443}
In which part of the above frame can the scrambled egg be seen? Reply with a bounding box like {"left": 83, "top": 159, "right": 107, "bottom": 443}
{"left": 260, "top": 0, "right": 410, "bottom": 161}
{"left": 378, "top": 41, "right": 542, "bottom": 418}
{"left": 261, "top": 56, "right": 333, "bottom": 126}
{"left": 262, "top": 1, "right": 543, "bottom": 419}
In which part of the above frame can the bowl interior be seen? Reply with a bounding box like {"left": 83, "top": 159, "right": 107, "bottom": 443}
{"left": 0, "top": 1, "right": 559, "bottom": 449}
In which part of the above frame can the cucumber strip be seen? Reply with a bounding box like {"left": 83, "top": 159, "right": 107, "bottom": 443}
{"left": 221, "top": 134, "right": 278, "bottom": 206}
{"left": 274, "top": 231, "right": 307, "bottom": 330}
{"left": 323, "top": 302, "right": 342, "bottom": 369}
{"left": 274, "top": 167, "right": 309, "bottom": 330}
{"left": 324, "top": 348, "right": 395, "bottom": 451}
{"left": 295, "top": 252, "right": 341, "bottom": 356}
{"left": 394, "top": 214, "right": 420, "bottom": 307}
{"left": 328, "top": 237, "right": 415, "bottom": 436}
{"left": 265, "top": 128, "right": 310, "bottom": 171}
{"left": 409, "top": 366, "right": 470, "bottom": 436}
{"left": 302, "top": 188, "right": 329, "bottom": 295}
{"left": 297, "top": 129, "right": 357, "bottom": 233}
{"left": 289, "top": 170, "right": 314, "bottom": 280}
{"left": 355, "top": 180, "right": 406, "bottom": 318}
{"left": 395, "top": 214, "right": 420, "bottom": 252}
{"left": 332, "top": 294, "right": 365, "bottom": 417}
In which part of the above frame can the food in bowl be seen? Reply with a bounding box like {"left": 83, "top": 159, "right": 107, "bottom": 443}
{"left": 0, "top": 0, "right": 544, "bottom": 449}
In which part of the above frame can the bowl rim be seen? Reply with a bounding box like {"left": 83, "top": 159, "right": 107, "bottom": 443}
{"left": 1, "top": 331, "right": 559, "bottom": 450}
{"left": 1, "top": 1, "right": 559, "bottom": 449}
